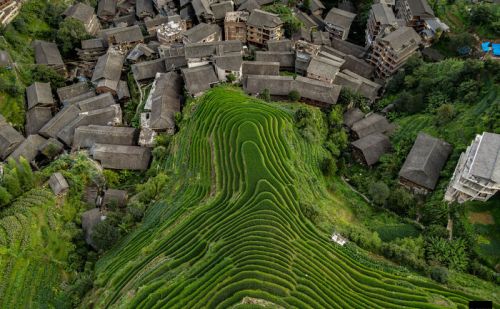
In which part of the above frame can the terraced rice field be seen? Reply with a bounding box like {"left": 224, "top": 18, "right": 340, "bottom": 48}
{"left": 90, "top": 87, "right": 484, "bottom": 308}
{"left": 0, "top": 189, "right": 71, "bottom": 308}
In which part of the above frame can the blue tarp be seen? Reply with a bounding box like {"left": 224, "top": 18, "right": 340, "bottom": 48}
{"left": 492, "top": 44, "right": 500, "bottom": 56}
{"left": 481, "top": 42, "right": 491, "bottom": 52}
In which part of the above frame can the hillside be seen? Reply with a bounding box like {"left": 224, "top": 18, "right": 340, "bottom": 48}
{"left": 85, "top": 87, "right": 486, "bottom": 308}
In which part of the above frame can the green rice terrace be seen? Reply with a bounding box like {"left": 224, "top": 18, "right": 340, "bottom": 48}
{"left": 83, "top": 87, "right": 490, "bottom": 308}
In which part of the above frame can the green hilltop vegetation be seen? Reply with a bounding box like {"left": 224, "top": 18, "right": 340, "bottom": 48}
{"left": 82, "top": 87, "right": 491, "bottom": 307}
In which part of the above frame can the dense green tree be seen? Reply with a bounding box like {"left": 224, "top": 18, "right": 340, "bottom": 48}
{"left": 368, "top": 181, "right": 390, "bottom": 206}
{"left": 387, "top": 187, "right": 415, "bottom": 216}
{"left": 30, "top": 65, "right": 65, "bottom": 88}
{"left": 43, "top": 2, "right": 65, "bottom": 29}
{"left": 56, "top": 18, "right": 90, "bottom": 55}
{"left": 92, "top": 219, "right": 121, "bottom": 251}
{"left": 469, "top": 5, "right": 495, "bottom": 27}
{"left": 13, "top": 158, "right": 34, "bottom": 191}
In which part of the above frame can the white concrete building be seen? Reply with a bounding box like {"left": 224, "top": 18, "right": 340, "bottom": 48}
{"left": 445, "top": 132, "right": 500, "bottom": 203}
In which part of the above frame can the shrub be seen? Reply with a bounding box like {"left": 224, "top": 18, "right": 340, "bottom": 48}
{"left": 368, "top": 181, "right": 390, "bottom": 206}
{"left": 436, "top": 104, "right": 455, "bottom": 125}
{"left": 226, "top": 73, "right": 236, "bottom": 83}
{"left": 258, "top": 88, "right": 271, "bottom": 102}
{"left": 320, "top": 156, "right": 337, "bottom": 176}
{"left": 30, "top": 65, "right": 65, "bottom": 88}
{"left": 152, "top": 146, "right": 167, "bottom": 160}
{"left": 299, "top": 202, "right": 320, "bottom": 225}
{"left": 425, "top": 237, "right": 469, "bottom": 271}
{"left": 430, "top": 266, "right": 448, "bottom": 284}
{"left": 288, "top": 90, "right": 300, "bottom": 102}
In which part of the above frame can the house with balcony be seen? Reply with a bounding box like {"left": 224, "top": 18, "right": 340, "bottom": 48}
{"left": 445, "top": 132, "right": 500, "bottom": 203}
{"left": 368, "top": 26, "right": 421, "bottom": 78}
{"left": 365, "top": 3, "right": 398, "bottom": 47}
{"left": 246, "top": 9, "right": 283, "bottom": 46}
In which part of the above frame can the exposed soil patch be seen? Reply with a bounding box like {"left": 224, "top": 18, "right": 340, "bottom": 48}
{"left": 468, "top": 211, "right": 495, "bottom": 225}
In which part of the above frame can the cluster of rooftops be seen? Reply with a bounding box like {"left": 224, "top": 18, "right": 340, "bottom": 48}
{"left": 343, "top": 107, "right": 500, "bottom": 202}
{"left": 3, "top": 0, "right": 498, "bottom": 206}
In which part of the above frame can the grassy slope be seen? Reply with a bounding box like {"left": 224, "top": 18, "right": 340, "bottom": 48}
{"left": 0, "top": 189, "right": 72, "bottom": 307}
{"left": 0, "top": 154, "right": 102, "bottom": 308}
{"left": 86, "top": 87, "right": 493, "bottom": 308}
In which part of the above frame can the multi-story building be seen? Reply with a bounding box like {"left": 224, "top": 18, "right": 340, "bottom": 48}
{"left": 324, "top": 8, "right": 356, "bottom": 40}
{"left": 445, "top": 132, "right": 500, "bottom": 204}
{"left": 224, "top": 11, "right": 249, "bottom": 42}
{"left": 395, "top": 0, "right": 433, "bottom": 34}
{"left": 365, "top": 3, "right": 398, "bottom": 47}
{"left": 246, "top": 9, "right": 283, "bottom": 46}
{"left": 368, "top": 26, "right": 421, "bottom": 78}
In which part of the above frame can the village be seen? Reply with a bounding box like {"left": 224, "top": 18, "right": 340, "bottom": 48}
{"left": 0, "top": 0, "right": 498, "bottom": 249}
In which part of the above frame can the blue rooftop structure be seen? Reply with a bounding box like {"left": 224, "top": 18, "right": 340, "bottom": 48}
{"left": 481, "top": 42, "right": 491, "bottom": 53}
{"left": 492, "top": 43, "right": 500, "bottom": 57}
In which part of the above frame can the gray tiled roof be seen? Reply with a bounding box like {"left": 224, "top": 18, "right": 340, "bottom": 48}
{"left": 33, "top": 40, "right": 64, "bottom": 66}
{"left": 74, "top": 125, "right": 137, "bottom": 149}
{"left": 407, "top": 0, "right": 434, "bottom": 17}
{"left": 181, "top": 65, "right": 219, "bottom": 96}
{"left": 131, "top": 58, "right": 167, "bottom": 81}
{"left": 399, "top": 132, "right": 452, "bottom": 190}
{"left": 214, "top": 54, "right": 243, "bottom": 71}
{"left": 149, "top": 72, "right": 183, "bottom": 130}
{"left": 306, "top": 55, "right": 342, "bottom": 81}
{"left": 267, "top": 39, "right": 292, "bottom": 52}
{"left": 63, "top": 3, "right": 95, "bottom": 25}
{"left": 0, "top": 123, "right": 25, "bottom": 159}
{"left": 255, "top": 51, "right": 295, "bottom": 69}
{"left": 8, "top": 134, "right": 47, "bottom": 162}
{"left": 380, "top": 26, "right": 421, "bottom": 51}
{"left": 183, "top": 23, "right": 221, "bottom": 43}
{"left": 371, "top": 3, "right": 396, "bottom": 25}
{"left": 470, "top": 132, "right": 500, "bottom": 183}
{"left": 324, "top": 8, "right": 356, "bottom": 29}
{"left": 242, "top": 61, "right": 280, "bottom": 76}
{"left": 247, "top": 9, "right": 282, "bottom": 28}
{"left": 97, "top": 0, "right": 116, "bottom": 17}
{"left": 26, "top": 82, "right": 54, "bottom": 110}
{"left": 91, "top": 143, "right": 151, "bottom": 170}
{"left": 351, "top": 132, "right": 391, "bottom": 165}
{"left": 25, "top": 107, "right": 52, "bottom": 136}
{"left": 351, "top": 113, "right": 391, "bottom": 139}
{"left": 92, "top": 52, "right": 125, "bottom": 85}
{"left": 211, "top": 1, "right": 234, "bottom": 19}
{"left": 343, "top": 108, "right": 365, "bottom": 128}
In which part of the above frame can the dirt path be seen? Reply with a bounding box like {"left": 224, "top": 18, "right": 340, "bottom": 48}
{"left": 341, "top": 176, "right": 371, "bottom": 204}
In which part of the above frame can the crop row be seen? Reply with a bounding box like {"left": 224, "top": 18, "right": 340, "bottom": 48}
{"left": 92, "top": 87, "right": 480, "bottom": 308}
